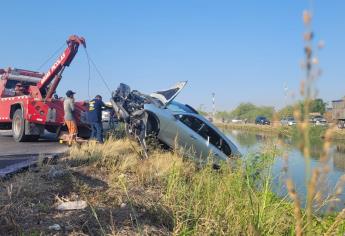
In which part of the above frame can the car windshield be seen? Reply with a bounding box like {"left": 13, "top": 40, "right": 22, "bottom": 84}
{"left": 167, "top": 101, "right": 197, "bottom": 114}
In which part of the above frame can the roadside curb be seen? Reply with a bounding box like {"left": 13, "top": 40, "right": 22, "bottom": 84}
{"left": 0, "top": 153, "right": 66, "bottom": 178}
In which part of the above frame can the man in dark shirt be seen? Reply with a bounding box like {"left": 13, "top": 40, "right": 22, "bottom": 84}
{"left": 87, "top": 95, "right": 109, "bottom": 143}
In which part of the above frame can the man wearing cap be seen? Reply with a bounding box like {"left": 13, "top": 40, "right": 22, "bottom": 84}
{"left": 87, "top": 95, "right": 110, "bottom": 143}
{"left": 64, "top": 90, "right": 78, "bottom": 145}
{"left": 14, "top": 83, "right": 25, "bottom": 96}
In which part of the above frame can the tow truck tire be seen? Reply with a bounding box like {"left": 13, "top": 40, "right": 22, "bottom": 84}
{"left": 12, "top": 109, "right": 28, "bottom": 142}
{"left": 27, "top": 135, "right": 40, "bottom": 142}
{"left": 338, "top": 120, "right": 345, "bottom": 129}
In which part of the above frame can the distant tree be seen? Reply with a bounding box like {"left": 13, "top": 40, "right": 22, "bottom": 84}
{"left": 277, "top": 105, "right": 295, "bottom": 119}
{"left": 310, "top": 98, "right": 326, "bottom": 114}
{"left": 277, "top": 98, "right": 326, "bottom": 120}
{"left": 230, "top": 103, "right": 274, "bottom": 122}
{"left": 256, "top": 106, "right": 275, "bottom": 120}
{"left": 215, "top": 111, "right": 232, "bottom": 121}
{"left": 230, "top": 103, "right": 256, "bottom": 120}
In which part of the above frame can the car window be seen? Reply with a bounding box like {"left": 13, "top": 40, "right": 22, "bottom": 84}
{"left": 220, "top": 140, "right": 232, "bottom": 156}
{"left": 179, "top": 115, "right": 203, "bottom": 132}
{"left": 5, "top": 80, "right": 19, "bottom": 89}
{"left": 179, "top": 115, "right": 231, "bottom": 156}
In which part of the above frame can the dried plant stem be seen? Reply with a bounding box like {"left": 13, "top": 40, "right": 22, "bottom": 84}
{"left": 324, "top": 209, "right": 345, "bottom": 236}
{"left": 287, "top": 179, "right": 303, "bottom": 236}
{"left": 306, "top": 169, "right": 319, "bottom": 230}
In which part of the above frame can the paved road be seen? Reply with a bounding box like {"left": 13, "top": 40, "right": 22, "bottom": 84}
{"left": 0, "top": 130, "right": 68, "bottom": 170}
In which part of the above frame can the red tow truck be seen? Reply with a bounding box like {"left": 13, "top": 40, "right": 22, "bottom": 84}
{"left": 0, "top": 35, "right": 90, "bottom": 141}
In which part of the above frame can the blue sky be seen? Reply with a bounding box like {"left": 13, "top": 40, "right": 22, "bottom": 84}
{"left": 1, "top": 1, "right": 344, "bottom": 111}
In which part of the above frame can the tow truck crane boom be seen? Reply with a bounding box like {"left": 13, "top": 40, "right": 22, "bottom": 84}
{"left": 37, "top": 35, "right": 86, "bottom": 99}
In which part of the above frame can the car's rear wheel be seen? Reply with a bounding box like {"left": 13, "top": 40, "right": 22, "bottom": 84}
{"left": 146, "top": 113, "right": 159, "bottom": 136}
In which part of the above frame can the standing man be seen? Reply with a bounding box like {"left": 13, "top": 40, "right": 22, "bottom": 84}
{"left": 64, "top": 90, "right": 78, "bottom": 145}
{"left": 88, "top": 95, "right": 109, "bottom": 143}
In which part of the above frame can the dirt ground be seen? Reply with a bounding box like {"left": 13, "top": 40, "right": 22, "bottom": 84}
{"left": 0, "top": 155, "right": 172, "bottom": 236}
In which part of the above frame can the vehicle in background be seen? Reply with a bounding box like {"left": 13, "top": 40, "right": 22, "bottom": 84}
{"left": 102, "top": 109, "right": 111, "bottom": 130}
{"left": 102, "top": 103, "right": 117, "bottom": 130}
{"left": 102, "top": 110, "right": 111, "bottom": 123}
{"left": 231, "top": 118, "right": 244, "bottom": 124}
{"left": 281, "top": 117, "right": 297, "bottom": 126}
{"left": 255, "top": 116, "right": 270, "bottom": 125}
{"left": 310, "top": 115, "right": 327, "bottom": 126}
{"left": 332, "top": 99, "right": 345, "bottom": 129}
{"left": 206, "top": 116, "right": 214, "bottom": 122}
{"left": 110, "top": 82, "right": 241, "bottom": 165}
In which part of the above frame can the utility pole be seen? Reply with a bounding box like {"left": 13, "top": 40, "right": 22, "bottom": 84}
{"left": 284, "top": 83, "right": 289, "bottom": 107}
{"left": 212, "top": 92, "right": 216, "bottom": 121}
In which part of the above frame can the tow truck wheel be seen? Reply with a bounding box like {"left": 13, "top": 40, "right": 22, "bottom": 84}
{"left": 338, "top": 120, "right": 345, "bottom": 129}
{"left": 27, "top": 135, "right": 40, "bottom": 142}
{"left": 12, "top": 109, "right": 40, "bottom": 142}
{"left": 12, "top": 109, "right": 28, "bottom": 142}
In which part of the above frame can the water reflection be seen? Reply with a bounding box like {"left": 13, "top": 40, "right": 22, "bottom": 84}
{"left": 225, "top": 129, "right": 345, "bottom": 209}
{"left": 334, "top": 145, "right": 345, "bottom": 172}
{"left": 226, "top": 130, "right": 272, "bottom": 148}
{"left": 226, "top": 129, "right": 345, "bottom": 173}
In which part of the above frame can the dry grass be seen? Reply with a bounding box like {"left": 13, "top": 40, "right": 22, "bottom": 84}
{"left": 1, "top": 136, "right": 344, "bottom": 235}
{"left": 0, "top": 139, "right": 179, "bottom": 235}
{"left": 1, "top": 6, "right": 345, "bottom": 234}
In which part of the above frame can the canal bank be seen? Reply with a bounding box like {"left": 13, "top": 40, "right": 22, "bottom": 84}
{"left": 216, "top": 123, "right": 345, "bottom": 141}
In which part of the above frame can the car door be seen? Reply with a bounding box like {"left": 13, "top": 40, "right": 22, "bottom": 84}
{"left": 195, "top": 118, "right": 231, "bottom": 162}
{"left": 144, "top": 103, "right": 179, "bottom": 146}
{"left": 174, "top": 114, "right": 212, "bottom": 163}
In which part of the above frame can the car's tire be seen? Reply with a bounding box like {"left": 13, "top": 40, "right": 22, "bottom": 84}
{"left": 12, "top": 109, "right": 28, "bottom": 142}
{"left": 144, "top": 113, "right": 161, "bottom": 149}
{"left": 146, "top": 113, "right": 159, "bottom": 136}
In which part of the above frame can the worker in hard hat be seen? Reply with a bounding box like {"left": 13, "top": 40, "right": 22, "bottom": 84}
{"left": 64, "top": 90, "right": 78, "bottom": 145}
{"left": 87, "top": 95, "right": 111, "bottom": 143}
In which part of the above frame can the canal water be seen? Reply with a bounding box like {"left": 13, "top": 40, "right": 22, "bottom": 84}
{"left": 224, "top": 129, "right": 345, "bottom": 210}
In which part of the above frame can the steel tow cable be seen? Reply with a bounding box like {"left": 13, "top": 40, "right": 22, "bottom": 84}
{"left": 83, "top": 48, "right": 112, "bottom": 98}
{"left": 36, "top": 42, "right": 66, "bottom": 71}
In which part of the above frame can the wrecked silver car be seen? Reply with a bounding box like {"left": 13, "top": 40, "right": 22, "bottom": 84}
{"left": 110, "top": 81, "right": 240, "bottom": 164}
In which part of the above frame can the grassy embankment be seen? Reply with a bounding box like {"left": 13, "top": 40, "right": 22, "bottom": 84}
{"left": 1, "top": 136, "right": 345, "bottom": 235}
{"left": 216, "top": 122, "right": 345, "bottom": 141}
